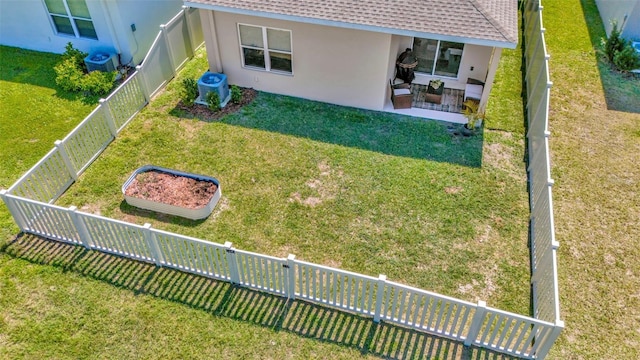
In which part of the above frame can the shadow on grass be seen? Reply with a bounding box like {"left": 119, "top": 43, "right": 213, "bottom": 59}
{"left": 579, "top": 0, "right": 640, "bottom": 113}
{"left": 172, "top": 92, "right": 485, "bottom": 168}
{"left": 2, "top": 234, "right": 518, "bottom": 360}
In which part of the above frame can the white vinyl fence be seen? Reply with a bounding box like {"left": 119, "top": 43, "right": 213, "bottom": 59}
{"left": 522, "top": 0, "right": 564, "bottom": 341}
{"left": 0, "top": 4, "right": 563, "bottom": 360}
{"left": 137, "top": 6, "right": 203, "bottom": 99}
{"left": 0, "top": 190, "right": 560, "bottom": 359}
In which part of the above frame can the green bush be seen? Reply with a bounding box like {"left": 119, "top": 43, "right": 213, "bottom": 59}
{"left": 81, "top": 70, "right": 117, "bottom": 95}
{"left": 62, "top": 42, "right": 88, "bottom": 72}
{"left": 206, "top": 91, "right": 220, "bottom": 111}
{"left": 180, "top": 78, "right": 198, "bottom": 106}
{"left": 602, "top": 21, "right": 626, "bottom": 63}
{"left": 613, "top": 43, "right": 640, "bottom": 71}
{"left": 230, "top": 85, "right": 242, "bottom": 104}
{"left": 54, "top": 43, "right": 115, "bottom": 96}
{"left": 54, "top": 57, "right": 84, "bottom": 92}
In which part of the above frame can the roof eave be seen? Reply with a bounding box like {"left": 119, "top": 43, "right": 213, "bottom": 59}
{"left": 184, "top": 1, "right": 518, "bottom": 49}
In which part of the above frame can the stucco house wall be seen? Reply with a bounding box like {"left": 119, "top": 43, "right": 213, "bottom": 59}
{"left": 596, "top": 0, "right": 640, "bottom": 40}
{"left": 0, "top": 0, "right": 183, "bottom": 66}
{"left": 202, "top": 11, "right": 392, "bottom": 110}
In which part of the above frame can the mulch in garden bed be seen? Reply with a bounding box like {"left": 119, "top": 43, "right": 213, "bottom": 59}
{"left": 175, "top": 87, "right": 258, "bottom": 121}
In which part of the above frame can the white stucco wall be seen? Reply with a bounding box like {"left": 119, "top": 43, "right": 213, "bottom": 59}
{"left": 596, "top": 0, "right": 640, "bottom": 40}
{"left": 0, "top": 0, "right": 182, "bottom": 66}
{"left": 0, "top": 0, "right": 117, "bottom": 55}
{"left": 204, "top": 11, "right": 392, "bottom": 110}
{"left": 108, "top": 0, "right": 184, "bottom": 65}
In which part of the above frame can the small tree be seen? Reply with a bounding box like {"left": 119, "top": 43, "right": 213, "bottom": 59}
{"left": 462, "top": 100, "right": 486, "bottom": 132}
{"left": 602, "top": 21, "right": 626, "bottom": 63}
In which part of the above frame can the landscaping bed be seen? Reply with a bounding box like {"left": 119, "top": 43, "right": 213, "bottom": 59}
{"left": 123, "top": 165, "right": 221, "bottom": 220}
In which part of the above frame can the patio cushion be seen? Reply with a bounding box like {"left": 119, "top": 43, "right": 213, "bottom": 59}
{"left": 393, "top": 88, "right": 411, "bottom": 96}
{"left": 464, "top": 84, "right": 483, "bottom": 101}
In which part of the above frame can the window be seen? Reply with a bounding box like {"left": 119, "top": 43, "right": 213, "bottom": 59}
{"left": 44, "top": 0, "right": 97, "bottom": 39}
{"left": 238, "top": 24, "right": 292, "bottom": 74}
{"left": 412, "top": 38, "right": 464, "bottom": 78}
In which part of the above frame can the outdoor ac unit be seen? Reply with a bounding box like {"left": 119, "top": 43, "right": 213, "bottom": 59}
{"left": 198, "top": 72, "right": 229, "bottom": 105}
{"left": 84, "top": 52, "right": 118, "bottom": 73}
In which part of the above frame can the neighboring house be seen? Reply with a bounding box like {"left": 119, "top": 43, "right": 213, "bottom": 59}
{"left": 0, "top": 0, "right": 183, "bottom": 67}
{"left": 184, "top": 0, "right": 518, "bottom": 121}
{"left": 596, "top": 0, "right": 640, "bottom": 40}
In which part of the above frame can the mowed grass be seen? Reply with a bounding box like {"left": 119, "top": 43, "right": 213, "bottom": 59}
{"left": 56, "top": 48, "right": 530, "bottom": 311}
{"left": 0, "top": 46, "right": 95, "bottom": 244}
{"left": 541, "top": 0, "right": 640, "bottom": 359}
{"left": 2, "top": 39, "right": 530, "bottom": 358}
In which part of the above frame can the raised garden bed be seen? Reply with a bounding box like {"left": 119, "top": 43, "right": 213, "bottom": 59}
{"left": 122, "top": 165, "right": 221, "bottom": 220}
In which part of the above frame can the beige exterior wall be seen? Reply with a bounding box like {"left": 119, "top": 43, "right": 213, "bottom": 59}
{"left": 204, "top": 11, "right": 392, "bottom": 110}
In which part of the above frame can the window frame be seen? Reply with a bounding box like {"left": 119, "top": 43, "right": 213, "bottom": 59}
{"left": 43, "top": 0, "right": 97, "bottom": 40}
{"left": 237, "top": 23, "right": 293, "bottom": 75}
{"left": 412, "top": 38, "right": 464, "bottom": 79}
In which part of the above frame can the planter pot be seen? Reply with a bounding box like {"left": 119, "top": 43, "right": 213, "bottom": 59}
{"left": 122, "top": 165, "right": 221, "bottom": 220}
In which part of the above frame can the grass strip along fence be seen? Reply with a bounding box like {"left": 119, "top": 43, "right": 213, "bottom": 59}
{"left": 0, "top": 4, "right": 562, "bottom": 359}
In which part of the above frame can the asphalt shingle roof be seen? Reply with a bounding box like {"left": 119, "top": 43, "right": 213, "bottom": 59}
{"left": 185, "top": 0, "right": 518, "bottom": 46}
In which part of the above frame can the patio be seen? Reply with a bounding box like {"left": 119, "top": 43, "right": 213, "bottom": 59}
{"left": 383, "top": 87, "right": 468, "bottom": 124}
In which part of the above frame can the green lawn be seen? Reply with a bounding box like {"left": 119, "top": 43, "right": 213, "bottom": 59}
{"left": 56, "top": 47, "right": 530, "bottom": 311}
{"left": 1, "top": 37, "right": 530, "bottom": 359}
{"left": 542, "top": 0, "right": 640, "bottom": 359}
{"left": 0, "top": 46, "right": 95, "bottom": 245}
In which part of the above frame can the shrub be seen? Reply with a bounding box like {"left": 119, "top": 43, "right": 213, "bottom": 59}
{"left": 55, "top": 57, "right": 84, "bottom": 92}
{"left": 206, "top": 91, "right": 220, "bottom": 111}
{"left": 81, "top": 70, "right": 117, "bottom": 95}
{"left": 602, "top": 21, "right": 626, "bottom": 63}
{"left": 54, "top": 43, "right": 115, "bottom": 95}
{"left": 230, "top": 85, "right": 242, "bottom": 104}
{"left": 613, "top": 43, "right": 640, "bottom": 71}
{"left": 180, "top": 78, "right": 198, "bottom": 106}
{"left": 62, "top": 42, "right": 88, "bottom": 73}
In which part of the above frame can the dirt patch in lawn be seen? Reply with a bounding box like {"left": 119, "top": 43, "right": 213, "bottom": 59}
{"left": 124, "top": 170, "right": 217, "bottom": 209}
{"left": 176, "top": 87, "right": 258, "bottom": 121}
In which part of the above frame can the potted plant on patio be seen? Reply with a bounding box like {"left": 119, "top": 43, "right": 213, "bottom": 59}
{"left": 461, "top": 99, "right": 485, "bottom": 136}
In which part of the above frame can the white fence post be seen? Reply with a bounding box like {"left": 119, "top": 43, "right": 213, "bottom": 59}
{"left": 464, "top": 300, "right": 487, "bottom": 346}
{"left": 224, "top": 241, "right": 240, "bottom": 284}
{"left": 534, "top": 320, "right": 564, "bottom": 359}
{"left": 99, "top": 98, "right": 118, "bottom": 137}
{"left": 373, "top": 274, "right": 387, "bottom": 323}
{"left": 286, "top": 254, "right": 296, "bottom": 300}
{"left": 142, "top": 223, "right": 164, "bottom": 266}
{"left": 134, "top": 66, "right": 150, "bottom": 102}
{"left": 68, "top": 206, "right": 92, "bottom": 249}
{"left": 0, "top": 190, "right": 27, "bottom": 231}
{"left": 161, "top": 24, "right": 177, "bottom": 75}
{"left": 54, "top": 140, "right": 78, "bottom": 180}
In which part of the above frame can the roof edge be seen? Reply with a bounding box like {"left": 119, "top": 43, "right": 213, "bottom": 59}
{"left": 468, "top": 0, "right": 518, "bottom": 44}
{"left": 184, "top": 2, "right": 517, "bottom": 48}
